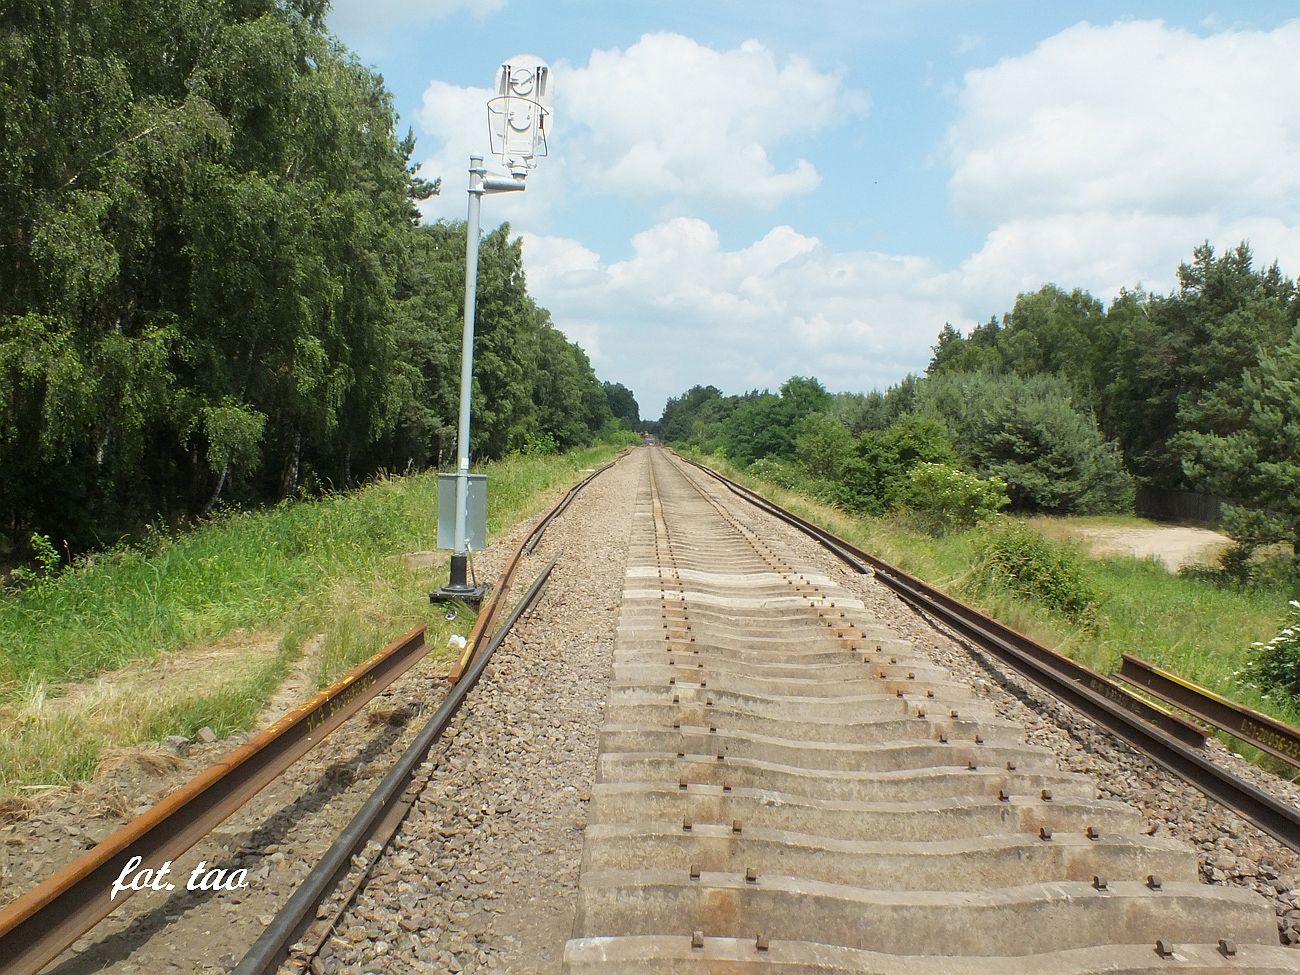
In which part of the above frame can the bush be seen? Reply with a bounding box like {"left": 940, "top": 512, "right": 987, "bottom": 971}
{"left": 851, "top": 417, "right": 959, "bottom": 514}
{"left": 1179, "top": 506, "right": 1300, "bottom": 589}
{"left": 814, "top": 456, "right": 881, "bottom": 513}
{"left": 746, "top": 457, "right": 810, "bottom": 492}
{"left": 906, "top": 463, "right": 1008, "bottom": 535}
{"left": 519, "top": 431, "right": 559, "bottom": 456}
{"left": 1243, "top": 600, "right": 1300, "bottom": 700}
{"left": 972, "top": 520, "right": 1100, "bottom": 625}
{"left": 1216, "top": 505, "right": 1296, "bottom": 584}
{"left": 595, "top": 420, "right": 641, "bottom": 447}
{"left": 7, "top": 532, "right": 62, "bottom": 588}
{"left": 793, "top": 412, "right": 856, "bottom": 481}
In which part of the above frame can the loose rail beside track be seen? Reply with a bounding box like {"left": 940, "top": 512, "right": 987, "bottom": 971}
{"left": 1120, "top": 653, "right": 1300, "bottom": 769}
{"left": 0, "top": 458, "right": 613, "bottom": 975}
{"left": 235, "top": 559, "right": 558, "bottom": 975}
{"left": 679, "top": 451, "right": 1300, "bottom": 854}
{"left": 0, "top": 627, "right": 430, "bottom": 975}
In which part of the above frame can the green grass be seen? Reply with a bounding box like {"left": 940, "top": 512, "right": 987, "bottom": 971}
{"left": 692, "top": 451, "right": 1300, "bottom": 774}
{"left": 136, "top": 645, "right": 298, "bottom": 742}
{"left": 0, "top": 441, "right": 629, "bottom": 795}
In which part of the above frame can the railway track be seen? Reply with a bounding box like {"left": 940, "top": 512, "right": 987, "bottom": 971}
{"left": 563, "top": 447, "right": 1297, "bottom": 971}
{"left": 4, "top": 445, "right": 1299, "bottom": 972}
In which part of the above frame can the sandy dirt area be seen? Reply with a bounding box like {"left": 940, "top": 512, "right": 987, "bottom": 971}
{"left": 1030, "top": 517, "right": 1229, "bottom": 572}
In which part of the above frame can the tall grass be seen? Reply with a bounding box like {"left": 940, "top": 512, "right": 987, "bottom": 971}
{"left": 1, "top": 480, "right": 436, "bottom": 694}
{"left": 1, "top": 444, "right": 622, "bottom": 697}
{"left": 0, "top": 443, "right": 627, "bottom": 795}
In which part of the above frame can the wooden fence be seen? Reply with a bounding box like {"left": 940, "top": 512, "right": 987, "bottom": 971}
{"left": 1134, "top": 487, "right": 1226, "bottom": 525}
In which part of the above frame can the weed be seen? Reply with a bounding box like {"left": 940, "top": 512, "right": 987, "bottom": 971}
{"left": 1242, "top": 600, "right": 1300, "bottom": 701}
{"left": 972, "top": 520, "right": 1099, "bottom": 625}
{"left": 0, "top": 443, "right": 624, "bottom": 796}
{"left": 907, "top": 463, "right": 1008, "bottom": 536}
{"left": 7, "top": 533, "right": 62, "bottom": 587}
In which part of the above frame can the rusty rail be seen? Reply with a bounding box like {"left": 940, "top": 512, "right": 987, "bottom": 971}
{"left": 675, "top": 453, "right": 1205, "bottom": 746}
{"left": 448, "top": 453, "right": 623, "bottom": 683}
{"left": 233, "top": 559, "right": 558, "bottom": 975}
{"left": 1119, "top": 654, "right": 1300, "bottom": 768}
{"left": 677, "top": 453, "right": 1300, "bottom": 852}
{"left": 0, "top": 626, "right": 429, "bottom": 975}
{"left": 0, "top": 450, "right": 624, "bottom": 974}
{"left": 239, "top": 453, "right": 626, "bottom": 970}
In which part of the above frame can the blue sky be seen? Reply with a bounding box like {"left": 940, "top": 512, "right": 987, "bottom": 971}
{"left": 326, "top": 1, "right": 1300, "bottom": 416}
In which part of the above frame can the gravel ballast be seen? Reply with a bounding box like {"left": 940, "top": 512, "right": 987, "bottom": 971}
{"left": 320, "top": 454, "right": 643, "bottom": 973}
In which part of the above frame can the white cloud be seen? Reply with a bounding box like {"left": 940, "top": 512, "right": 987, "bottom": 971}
{"left": 327, "top": 0, "right": 505, "bottom": 41}
{"left": 948, "top": 19, "right": 1300, "bottom": 223}
{"left": 521, "top": 220, "right": 964, "bottom": 414}
{"left": 415, "top": 33, "right": 866, "bottom": 224}
{"left": 565, "top": 34, "right": 865, "bottom": 207}
{"left": 949, "top": 212, "right": 1300, "bottom": 310}
{"left": 435, "top": 20, "right": 1300, "bottom": 419}
{"left": 944, "top": 19, "right": 1300, "bottom": 305}
{"left": 527, "top": 209, "right": 1300, "bottom": 419}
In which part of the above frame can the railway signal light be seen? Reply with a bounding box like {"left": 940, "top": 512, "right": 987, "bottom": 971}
{"left": 432, "top": 56, "right": 552, "bottom": 605}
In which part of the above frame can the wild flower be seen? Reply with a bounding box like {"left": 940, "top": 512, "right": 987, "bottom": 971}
{"left": 1244, "top": 599, "right": 1300, "bottom": 700}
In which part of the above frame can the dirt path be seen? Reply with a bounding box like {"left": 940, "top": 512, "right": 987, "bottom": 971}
{"left": 1030, "top": 517, "right": 1229, "bottom": 571}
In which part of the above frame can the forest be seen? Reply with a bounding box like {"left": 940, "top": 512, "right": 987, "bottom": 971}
{"left": 0, "top": 0, "right": 637, "bottom": 557}
{"left": 656, "top": 242, "right": 1300, "bottom": 579}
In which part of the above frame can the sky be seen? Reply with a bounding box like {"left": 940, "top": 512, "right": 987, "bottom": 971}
{"left": 325, "top": 1, "right": 1300, "bottom": 417}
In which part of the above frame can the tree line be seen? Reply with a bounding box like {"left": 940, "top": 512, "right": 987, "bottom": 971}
{"left": 1, "top": 0, "right": 636, "bottom": 554}
{"left": 656, "top": 242, "right": 1300, "bottom": 570}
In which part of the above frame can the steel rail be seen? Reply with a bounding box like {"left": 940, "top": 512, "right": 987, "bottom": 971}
{"left": 673, "top": 451, "right": 1300, "bottom": 852}
{"left": 1120, "top": 654, "right": 1300, "bottom": 769}
{"left": 0, "top": 452, "right": 621, "bottom": 974}
{"left": 447, "top": 452, "right": 621, "bottom": 683}
{"left": 0, "top": 626, "right": 429, "bottom": 975}
{"left": 675, "top": 453, "right": 1204, "bottom": 747}
{"left": 233, "top": 558, "right": 558, "bottom": 975}
{"left": 523, "top": 455, "right": 624, "bottom": 555}
{"left": 249, "top": 452, "right": 622, "bottom": 966}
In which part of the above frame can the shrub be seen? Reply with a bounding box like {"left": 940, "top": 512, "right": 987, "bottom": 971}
{"left": 906, "top": 463, "right": 1008, "bottom": 535}
{"left": 849, "top": 417, "right": 959, "bottom": 515}
{"left": 972, "top": 520, "right": 1100, "bottom": 625}
{"left": 7, "top": 532, "right": 62, "bottom": 588}
{"left": 814, "top": 456, "right": 882, "bottom": 513}
{"left": 1243, "top": 600, "right": 1300, "bottom": 700}
{"left": 793, "top": 412, "right": 856, "bottom": 481}
{"left": 519, "top": 431, "right": 559, "bottom": 456}
{"left": 746, "top": 457, "right": 809, "bottom": 492}
{"left": 917, "top": 370, "right": 1133, "bottom": 514}
{"left": 1180, "top": 506, "right": 1300, "bottom": 589}
{"left": 1218, "top": 505, "right": 1296, "bottom": 584}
